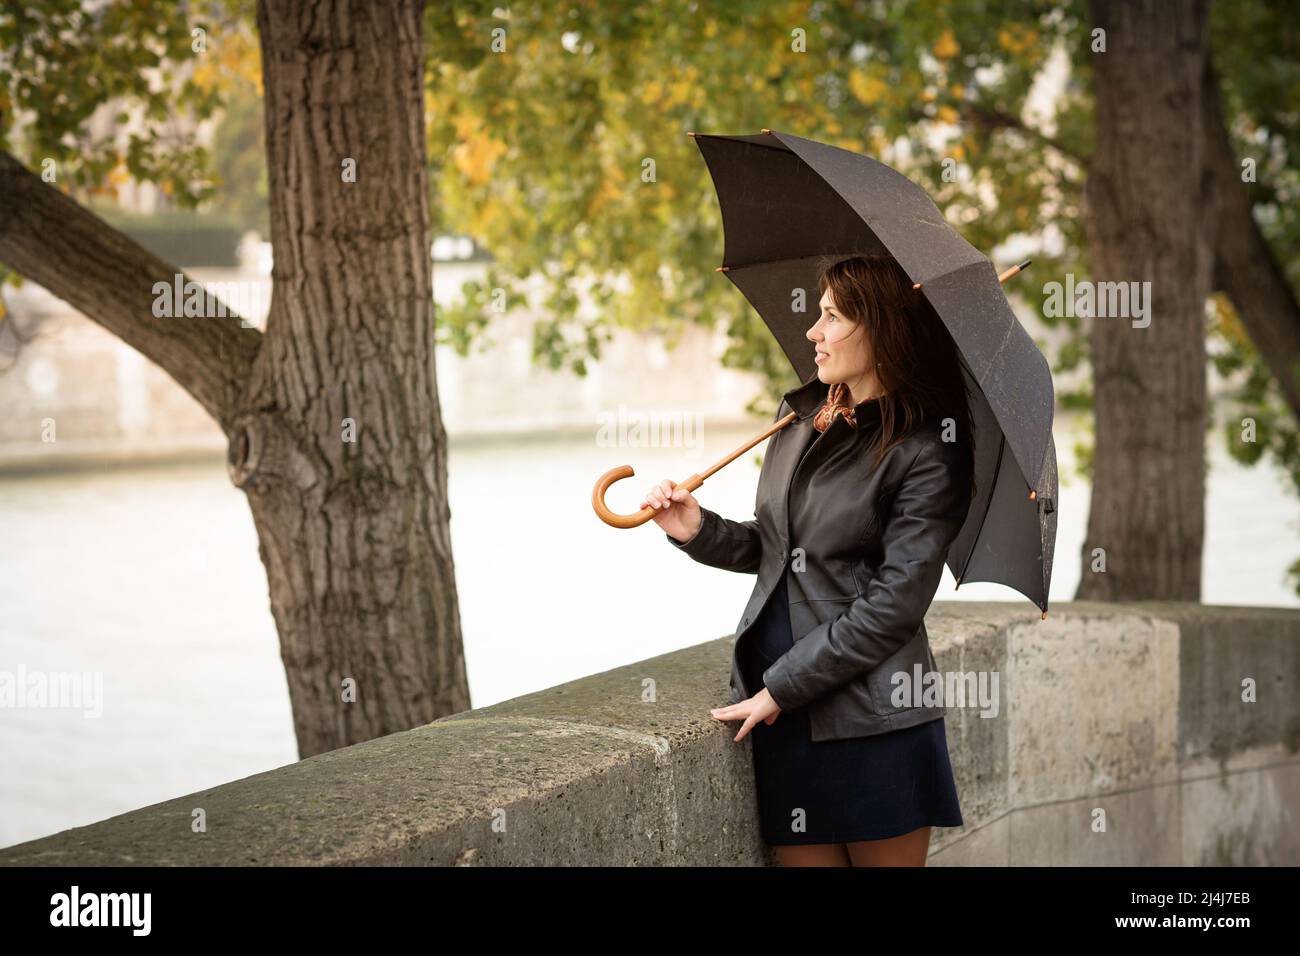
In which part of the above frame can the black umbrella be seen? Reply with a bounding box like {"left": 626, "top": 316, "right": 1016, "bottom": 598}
{"left": 690, "top": 127, "right": 1057, "bottom": 616}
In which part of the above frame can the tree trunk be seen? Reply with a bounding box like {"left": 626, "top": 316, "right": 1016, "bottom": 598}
{"left": 1202, "top": 61, "right": 1300, "bottom": 416}
{"left": 1077, "top": 0, "right": 1212, "bottom": 601}
{"left": 0, "top": 0, "right": 470, "bottom": 759}
{"left": 230, "top": 0, "right": 468, "bottom": 757}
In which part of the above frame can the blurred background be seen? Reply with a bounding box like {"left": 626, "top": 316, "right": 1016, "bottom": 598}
{"left": 1, "top": 0, "right": 1296, "bottom": 850}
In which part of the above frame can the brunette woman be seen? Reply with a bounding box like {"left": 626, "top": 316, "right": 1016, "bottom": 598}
{"left": 645, "top": 253, "right": 976, "bottom": 867}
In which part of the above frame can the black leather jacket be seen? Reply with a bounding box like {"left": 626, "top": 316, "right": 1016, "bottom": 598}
{"left": 667, "top": 373, "right": 974, "bottom": 741}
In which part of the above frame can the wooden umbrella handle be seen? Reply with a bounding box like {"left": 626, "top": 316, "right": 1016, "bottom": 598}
{"left": 592, "top": 411, "right": 799, "bottom": 528}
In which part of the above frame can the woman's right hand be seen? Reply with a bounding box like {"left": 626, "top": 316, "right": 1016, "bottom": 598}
{"left": 640, "top": 478, "right": 701, "bottom": 542}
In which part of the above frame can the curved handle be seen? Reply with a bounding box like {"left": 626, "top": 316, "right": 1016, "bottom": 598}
{"left": 591, "top": 410, "right": 799, "bottom": 530}
{"left": 592, "top": 467, "right": 705, "bottom": 529}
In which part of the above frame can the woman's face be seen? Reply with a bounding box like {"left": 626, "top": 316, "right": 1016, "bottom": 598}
{"left": 807, "top": 287, "right": 873, "bottom": 385}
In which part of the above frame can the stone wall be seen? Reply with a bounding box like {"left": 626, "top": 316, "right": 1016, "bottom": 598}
{"left": 2, "top": 600, "right": 1296, "bottom": 866}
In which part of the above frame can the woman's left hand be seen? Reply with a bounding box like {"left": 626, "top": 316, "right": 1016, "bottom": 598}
{"left": 710, "top": 689, "right": 781, "bottom": 743}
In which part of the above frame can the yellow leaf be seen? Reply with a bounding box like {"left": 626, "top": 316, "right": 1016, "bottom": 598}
{"left": 192, "top": 60, "right": 217, "bottom": 94}
{"left": 668, "top": 78, "right": 695, "bottom": 108}
{"left": 998, "top": 26, "right": 1039, "bottom": 55}
{"left": 933, "top": 29, "right": 959, "bottom": 60}
{"left": 848, "top": 69, "right": 888, "bottom": 105}
{"left": 454, "top": 112, "right": 481, "bottom": 139}
{"left": 598, "top": 169, "right": 623, "bottom": 206}
{"left": 1213, "top": 293, "right": 1248, "bottom": 345}
{"left": 452, "top": 133, "right": 507, "bottom": 187}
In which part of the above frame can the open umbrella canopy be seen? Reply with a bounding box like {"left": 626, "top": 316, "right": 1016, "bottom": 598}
{"left": 691, "top": 127, "right": 1057, "bottom": 614}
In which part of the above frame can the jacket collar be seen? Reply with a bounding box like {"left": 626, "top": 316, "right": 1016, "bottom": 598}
{"left": 782, "top": 371, "right": 885, "bottom": 429}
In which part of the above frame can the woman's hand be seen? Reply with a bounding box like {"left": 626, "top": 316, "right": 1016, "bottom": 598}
{"left": 711, "top": 689, "right": 782, "bottom": 742}
{"left": 640, "top": 478, "right": 701, "bottom": 543}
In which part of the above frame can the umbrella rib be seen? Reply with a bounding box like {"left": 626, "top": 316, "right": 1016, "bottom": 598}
{"left": 955, "top": 431, "right": 1005, "bottom": 587}
{"left": 974, "top": 317, "right": 1019, "bottom": 391}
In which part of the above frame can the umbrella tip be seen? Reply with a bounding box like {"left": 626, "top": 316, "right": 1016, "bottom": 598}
{"left": 1019, "top": 258, "right": 1033, "bottom": 271}
{"left": 1029, "top": 489, "right": 1037, "bottom": 500}
{"left": 687, "top": 131, "right": 696, "bottom": 137}
{"left": 1041, "top": 610, "right": 1048, "bottom": 620}
{"left": 715, "top": 265, "right": 730, "bottom": 272}
{"left": 761, "top": 128, "right": 772, "bottom": 134}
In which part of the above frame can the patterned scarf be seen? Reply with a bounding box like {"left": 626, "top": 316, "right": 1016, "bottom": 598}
{"left": 812, "top": 381, "right": 859, "bottom": 433}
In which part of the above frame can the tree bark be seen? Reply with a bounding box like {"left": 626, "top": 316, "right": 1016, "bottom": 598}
{"left": 1077, "top": 0, "right": 1212, "bottom": 601}
{"left": 238, "top": 0, "right": 467, "bottom": 756}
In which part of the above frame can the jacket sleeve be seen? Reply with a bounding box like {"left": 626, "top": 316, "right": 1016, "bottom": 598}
{"left": 666, "top": 506, "right": 762, "bottom": 574}
{"left": 760, "top": 438, "right": 971, "bottom": 712}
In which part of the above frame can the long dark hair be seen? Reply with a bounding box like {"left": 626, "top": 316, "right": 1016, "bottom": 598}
{"left": 816, "top": 253, "right": 976, "bottom": 498}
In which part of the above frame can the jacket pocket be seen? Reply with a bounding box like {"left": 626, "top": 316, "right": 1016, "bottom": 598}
{"left": 808, "top": 672, "right": 879, "bottom": 718}
{"left": 866, "top": 625, "right": 932, "bottom": 714}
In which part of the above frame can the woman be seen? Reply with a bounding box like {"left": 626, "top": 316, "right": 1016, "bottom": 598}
{"left": 644, "top": 253, "right": 977, "bottom": 867}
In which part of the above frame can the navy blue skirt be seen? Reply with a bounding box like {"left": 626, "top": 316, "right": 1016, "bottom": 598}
{"left": 739, "top": 570, "right": 964, "bottom": 846}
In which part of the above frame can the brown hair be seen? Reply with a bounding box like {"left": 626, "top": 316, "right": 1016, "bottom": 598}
{"left": 816, "top": 254, "right": 976, "bottom": 497}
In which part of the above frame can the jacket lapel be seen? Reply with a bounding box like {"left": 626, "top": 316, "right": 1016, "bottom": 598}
{"left": 764, "top": 374, "right": 831, "bottom": 552}
{"left": 767, "top": 372, "right": 887, "bottom": 552}
{"left": 782, "top": 372, "right": 831, "bottom": 420}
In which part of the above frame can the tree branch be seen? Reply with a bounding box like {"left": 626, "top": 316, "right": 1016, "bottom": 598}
{"left": 1201, "top": 64, "right": 1300, "bottom": 418}
{"left": 0, "top": 151, "right": 261, "bottom": 431}
{"left": 962, "top": 103, "right": 1090, "bottom": 168}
